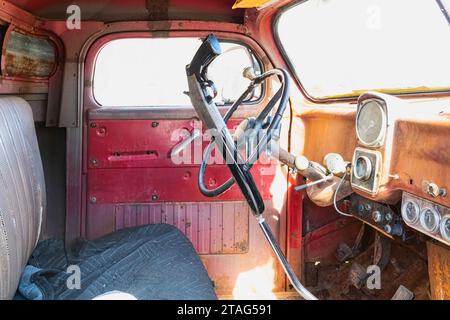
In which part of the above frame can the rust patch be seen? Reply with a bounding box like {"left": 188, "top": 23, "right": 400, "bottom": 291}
{"left": 234, "top": 240, "right": 249, "bottom": 252}
{"left": 5, "top": 30, "right": 56, "bottom": 78}
{"left": 312, "top": 240, "right": 430, "bottom": 300}
{"left": 84, "top": 79, "right": 93, "bottom": 88}
{"left": 146, "top": 0, "right": 169, "bottom": 21}
{"left": 5, "top": 54, "right": 54, "bottom": 77}
{"left": 427, "top": 241, "right": 450, "bottom": 300}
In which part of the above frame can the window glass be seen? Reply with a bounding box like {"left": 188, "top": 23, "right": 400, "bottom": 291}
{"left": 93, "top": 38, "right": 262, "bottom": 106}
{"left": 277, "top": 0, "right": 450, "bottom": 99}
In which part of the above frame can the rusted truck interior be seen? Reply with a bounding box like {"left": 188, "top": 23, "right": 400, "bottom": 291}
{"left": 0, "top": 0, "right": 449, "bottom": 301}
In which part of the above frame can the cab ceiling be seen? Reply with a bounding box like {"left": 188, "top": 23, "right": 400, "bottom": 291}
{"left": 8, "top": 0, "right": 246, "bottom": 23}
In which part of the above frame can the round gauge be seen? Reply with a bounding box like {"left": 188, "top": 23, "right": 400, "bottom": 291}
{"left": 420, "top": 207, "right": 440, "bottom": 234}
{"left": 440, "top": 215, "right": 450, "bottom": 242}
{"left": 354, "top": 156, "right": 372, "bottom": 181}
{"left": 402, "top": 201, "right": 420, "bottom": 225}
{"left": 356, "top": 100, "right": 387, "bottom": 147}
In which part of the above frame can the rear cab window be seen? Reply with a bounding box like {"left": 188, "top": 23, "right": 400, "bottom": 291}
{"left": 93, "top": 37, "right": 262, "bottom": 107}
{"left": 276, "top": 0, "right": 450, "bottom": 100}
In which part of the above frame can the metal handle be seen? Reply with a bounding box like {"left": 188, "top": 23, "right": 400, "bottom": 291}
{"left": 170, "top": 129, "right": 201, "bottom": 159}
{"left": 257, "top": 216, "right": 318, "bottom": 300}
{"left": 295, "top": 174, "right": 334, "bottom": 192}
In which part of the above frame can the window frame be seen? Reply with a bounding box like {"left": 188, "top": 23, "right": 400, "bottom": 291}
{"left": 89, "top": 34, "right": 265, "bottom": 108}
{"left": 273, "top": 0, "right": 450, "bottom": 103}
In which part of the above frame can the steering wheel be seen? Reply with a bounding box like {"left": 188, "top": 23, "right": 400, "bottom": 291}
{"left": 186, "top": 35, "right": 290, "bottom": 216}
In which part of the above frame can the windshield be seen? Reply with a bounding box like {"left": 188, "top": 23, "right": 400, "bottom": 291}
{"left": 277, "top": 0, "right": 450, "bottom": 99}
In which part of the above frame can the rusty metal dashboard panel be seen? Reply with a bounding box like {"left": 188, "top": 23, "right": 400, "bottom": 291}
{"left": 296, "top": 93, "right": 450, "bottom": 209}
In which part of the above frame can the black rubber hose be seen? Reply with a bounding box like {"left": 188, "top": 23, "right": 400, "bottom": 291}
{"left": 198, "top": 82, "right": 257, "bottom": 197}
{"left": 198, "top": 69, "right": 290, "bottom": 197}
{"left": 198, "top": 141, "right": 236, "bottom": 197}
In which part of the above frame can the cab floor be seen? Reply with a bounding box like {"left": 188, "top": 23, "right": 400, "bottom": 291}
{"left": 309, "top": 241, "right": 430, "bottom": 300}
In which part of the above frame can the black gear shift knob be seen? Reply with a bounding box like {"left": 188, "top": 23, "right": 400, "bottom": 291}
{"left": 186, "top": 34, "right": 222, "bottom": 79}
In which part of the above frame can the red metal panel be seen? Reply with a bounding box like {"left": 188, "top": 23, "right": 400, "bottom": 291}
{"left": 87, "top": 119, "right": 265, "bottom": 169}
{"left": 110, "top": 202, "right": 250, "bottom": 255}
{"left": 88, "top": 166, "right": 273, "bottom": 203}
{"left": 174, "top": 204, "right": 186, "bottom": 233}
{"left": 136, "top": 205, "right": 149, "bottom": 225}
{"left": 162, "top": 203, "right": 174, "bottom": 225}
{"left": 210, "top": 203, "right": 223, "bottom": 253}
{"left": 222, "top": 202, "right": 235, "bottom": 253}
{"left": 234, "top": 202, "right": 249, "bottom": 252}
{"left": 88, "top": 119, "right": 194, "bottom": 169}
{"left": 198, "top": 203, "right": 211, "bottom": 254}
{"left": 186, "top": 203, "right": 199, "bottom": 248}
{"left": 87, "top": 119, "right": 275, "bottom": 203}
{"left": 304, "top": 218, "right": 362, "bottom": 264}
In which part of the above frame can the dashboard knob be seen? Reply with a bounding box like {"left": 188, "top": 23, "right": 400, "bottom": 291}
{"left": 384, "top": 225, "right": 392, "bottom": 234}
{"left": 385, "top": 213, "right": 393, "bottom": 222}
{"left": 358, "top": 204, "right": 366, "bottom": 215}
{"left": 372, "top": 211, "right": 384, "bottom": 223}
{"left": 324, "top": 153, "right": 347, "bottom": 175}
{"left": 391, "top": 224, "right": 404, "bottom": 237}
{"left": 423, "top": 181, "right": 447, "bottom": 198}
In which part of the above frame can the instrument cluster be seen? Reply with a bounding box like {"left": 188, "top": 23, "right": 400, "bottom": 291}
{"left": 351, "top": 94, "right": 390, "bottom": 195}
{"left": 402, "top": 193, "right": 450, "bottom": 246}
{"left": 350, "top": 93, "right": 450, "bottom": 247}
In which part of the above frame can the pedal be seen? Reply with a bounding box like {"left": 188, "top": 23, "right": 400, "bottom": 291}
{"left": 336, "top": 224, "right": 373, "bottom": 262}
{"left": 391, "top": 285, "right": 415, "bottom": 300}
{"left": 349, "top": 263, "right": 368, "bottom": 289}
{"left": 336, "top": 243, "right": 354, "bottom": 262}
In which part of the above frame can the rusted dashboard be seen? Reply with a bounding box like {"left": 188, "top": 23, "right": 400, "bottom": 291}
{"left": 297, "top": 92, "right": 450, "bottom": 246}
{"left": 351, "top": 92, "right": 450, "bottom": 206}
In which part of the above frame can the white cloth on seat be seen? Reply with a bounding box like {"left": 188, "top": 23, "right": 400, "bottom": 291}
{"left": 0, "top": 97, "right": 46, "bottom": 300}
{"left": 93, "top": 291, "right": 138, "bottom": 300}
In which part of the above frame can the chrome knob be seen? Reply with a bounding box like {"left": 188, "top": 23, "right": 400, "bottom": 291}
{"left": 384, "top": 225, "right": 392, "bottom": 234}
{"left": 385, "top": 213, "right": 393, "bottom": 222}
{"left": 372, "top": 211, "right": 384, "bottom": 223}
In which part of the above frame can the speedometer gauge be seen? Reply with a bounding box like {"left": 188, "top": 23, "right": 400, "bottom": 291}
{"left": 356, "top": 99, "right": 387, "bottom": 148}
